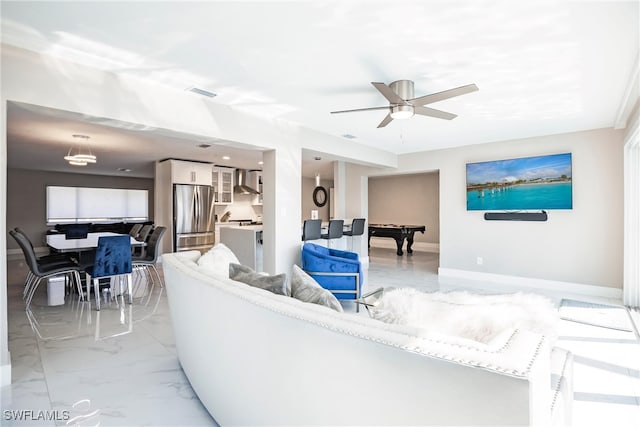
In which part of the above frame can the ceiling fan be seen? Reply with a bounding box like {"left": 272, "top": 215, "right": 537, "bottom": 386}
{"left": 330, "top": 80, "right": 478, "bottom": 128}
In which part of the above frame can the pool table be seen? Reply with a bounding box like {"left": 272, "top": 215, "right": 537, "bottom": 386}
{"left": 368, "top": 224, "right": 426, "bottom": 256}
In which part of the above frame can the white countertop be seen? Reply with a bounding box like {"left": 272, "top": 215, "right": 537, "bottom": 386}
{"left": 47, "top": 232, "right": 142, "bottom": 252}
{"left": 219, "top": 224, "right": 263, "bottom": 231}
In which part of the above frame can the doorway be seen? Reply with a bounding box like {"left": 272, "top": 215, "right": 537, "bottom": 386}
{"left": 367, "top": 171, "right": 440, "bottom": 275}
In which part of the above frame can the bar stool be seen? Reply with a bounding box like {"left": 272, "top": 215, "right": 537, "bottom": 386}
{"left": 302, "top": 219, "right": 322, "bottom": 242}
{"left": 321, "top": 219, "right": 344, "bottom": 248}
{"left": 343, "top": 218, "right": 366, "bottom": 251}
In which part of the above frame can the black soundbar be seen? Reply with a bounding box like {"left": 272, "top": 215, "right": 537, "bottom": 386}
{"left": 483, "top": 211, "right": 548, "bottom": 221}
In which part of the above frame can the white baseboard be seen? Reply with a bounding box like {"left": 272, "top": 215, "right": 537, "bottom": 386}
{"left": 7, "top": 248, "right": 25, "bottom": 260}
{"left": 7, "top": 246, "right": 50, "bottom": 261}
{"left": 369, "top": 238, "right": 440, "bottom": 253}
{"left": 438, "top": 268, "right": 623, "bottom": 300}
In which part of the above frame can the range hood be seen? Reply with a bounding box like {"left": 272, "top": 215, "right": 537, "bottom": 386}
{"left": 234, "top": 169, "right": 260, "bottom": 195}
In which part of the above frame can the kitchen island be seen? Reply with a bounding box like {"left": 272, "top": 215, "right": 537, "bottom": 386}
{"left": 219, "top": 225, "right": 263, "bottom": 272}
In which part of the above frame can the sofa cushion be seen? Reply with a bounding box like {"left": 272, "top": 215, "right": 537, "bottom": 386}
{"left": 229, "top": 263, "right": 289, "bottom": 296}
{"left": 197, "top": 243, "right": 239, "bottom": 278}
{"left": 291, "top": 265, "right": 343, "bottom": 312}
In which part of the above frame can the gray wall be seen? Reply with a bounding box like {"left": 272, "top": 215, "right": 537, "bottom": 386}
{"left": 368, "top": 172, "right": 440, "bottom": 245}
{"left": 7, "top": 168, "right": 154, "bottom": 250}
{"left": 301, "top": 177, "right": 333, "bottom": 222}
{"left": 392, "top": 128, "right": 624, "bottom": 288}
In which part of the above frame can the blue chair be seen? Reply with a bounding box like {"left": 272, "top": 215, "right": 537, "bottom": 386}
{"left": 84, "top": 235, "right": 133, "bottom": 311}
{"left": 64, "top": 223, "right": 89, "bottom": 239}
{"left": 301, "top": 242, "right": 363, "bottom": 311}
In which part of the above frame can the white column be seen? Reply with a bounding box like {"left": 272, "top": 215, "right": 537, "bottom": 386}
{"left": 0, "top": 97, "right": 10, "bottom": 385}
{"left": 624, "top": 123, "right": 640, "bottom": 308}
{"left": 262, "top": 148, "right": 302, "bottom": 275}
{"left": 333, "top": 161, "right": 346, "bottom": 220}
{"left": 344, "top": 163, "right": 370, "bottom": 265}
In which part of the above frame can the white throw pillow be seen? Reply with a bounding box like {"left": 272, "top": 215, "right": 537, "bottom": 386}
{"left": 196, "top": 243, "right": 240, "bottom": 278}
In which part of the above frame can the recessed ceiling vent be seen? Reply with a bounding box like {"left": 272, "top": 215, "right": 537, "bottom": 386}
{"left": 186, "top": 87, "right": 217, "bottom": 98}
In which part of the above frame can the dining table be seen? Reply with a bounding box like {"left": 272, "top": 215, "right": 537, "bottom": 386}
{"left": 44, "top": 232, "right": 145, "bottom": 304}
{"left": 46, "top": 231, "right": 143, "bottom": 253}
{"left": 46, "top": 232, "right": 145, "bottom": 266}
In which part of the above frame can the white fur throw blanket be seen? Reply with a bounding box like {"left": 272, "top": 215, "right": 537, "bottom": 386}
{"left": 369, "top": 289, "right": 559, "bottom": 345}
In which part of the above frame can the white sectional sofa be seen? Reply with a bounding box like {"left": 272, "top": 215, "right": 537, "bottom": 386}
{"left": 162, "top": 250, "right": 572, "bottom": 426}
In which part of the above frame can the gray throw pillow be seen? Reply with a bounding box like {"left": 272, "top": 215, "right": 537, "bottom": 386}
{"left": 290, "top": 265, "right": 343, "bottom": 312}
{"left": 229, "top": 263, "right": 289, "bottom": 296}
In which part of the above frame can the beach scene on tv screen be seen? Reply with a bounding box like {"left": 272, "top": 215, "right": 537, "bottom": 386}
{"left": 466, "top": 153, "right": 572, "bottom": 211}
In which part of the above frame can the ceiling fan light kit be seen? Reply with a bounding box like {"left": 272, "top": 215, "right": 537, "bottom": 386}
{"left": 390, "top": 105, "right": 414, "bottom": 120}
{"left": 331, "top": 79, "right": 478, "bottom": 128}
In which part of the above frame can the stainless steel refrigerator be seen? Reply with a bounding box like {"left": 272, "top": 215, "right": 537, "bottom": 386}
{"left": 173, "top": 184, "right": 215, "bottom": 252}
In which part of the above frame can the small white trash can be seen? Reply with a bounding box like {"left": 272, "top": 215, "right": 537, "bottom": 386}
{"left": 47, "top": 276, "right": 66, "bottom": 306}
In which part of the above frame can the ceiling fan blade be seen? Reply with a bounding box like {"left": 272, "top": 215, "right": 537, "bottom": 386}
{"left": 330, "top": 106, "right": 390, "bottom": 114}
{"left": 371, "top": 82, "right": 405, "bottom": 105}
{"left": 377, "top": 113, "right": 394, "bottom": 128}
{"left": 414, "top": 106, "right": 457, "bottom": 120}
{"left": 409, "top": 84, "right": 478, "bottom": 106}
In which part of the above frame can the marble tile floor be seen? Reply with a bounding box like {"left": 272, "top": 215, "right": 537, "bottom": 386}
{"left": 365, "top": 248, "right": 640, "bottom": 427}
{"left": 2, "top": 248, "right": 639, "bottom": 426}
{"left": 2, "top": 263, "right": 215, "bottom": 426}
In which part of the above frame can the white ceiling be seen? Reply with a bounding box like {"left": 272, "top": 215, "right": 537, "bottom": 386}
{"left": 2, "top": 1, "right": 638, "bottom": 178}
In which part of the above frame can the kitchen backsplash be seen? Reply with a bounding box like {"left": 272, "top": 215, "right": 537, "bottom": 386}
{"left": 215, "top": 193, "right": 262, "bottom": 222}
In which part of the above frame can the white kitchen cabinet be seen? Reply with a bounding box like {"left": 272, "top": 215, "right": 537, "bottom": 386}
{"left": 171, "top": 159, "right": 212, "bottom": 185}
{"left": 212, "top": 167, "right": 234, "bottom": 205}
{"left": 155, "top": 159, "right": 214, "bottom": 256}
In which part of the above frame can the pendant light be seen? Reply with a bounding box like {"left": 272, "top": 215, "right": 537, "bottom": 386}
{"left": 64, "top": 134, "right": 96, "bottom": 166}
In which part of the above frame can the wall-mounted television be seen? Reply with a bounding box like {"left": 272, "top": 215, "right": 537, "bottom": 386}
{"left": 466, "top": 153, "right": 572, "bottom": 211}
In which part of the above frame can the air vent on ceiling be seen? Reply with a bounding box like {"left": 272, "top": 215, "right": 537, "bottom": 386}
{"left": 186, "top": 87, "right": 217, "bottom": 98}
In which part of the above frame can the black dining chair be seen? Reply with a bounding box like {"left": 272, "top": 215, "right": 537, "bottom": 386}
{"left": 9, "top": 230, "right": 83, "bottom": 309}
{"left": 343, "top": 218, "right": 366, "bottom": 251}
{"left": 321, "top": 219, "right": 344, "bottom": 248}
{"left": 137, "top": 224, "right": 153, "bottom": 243}
{"left": 128, "top": 223, "right": 143, "bottom": 239}
{"left": 14, "top": 227, "right": 80, "bottom": 299}
{"left": 133, "top": 226, "right": 166, "bottom": 289}
{"left": 14, "top": 227, "right": 77, "bottom": 265}
{"left": 302, "top": 219, "right": 322, "bottom": 242}
{"left": 133, "top": 224, "right": 153, "bottom": 257}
